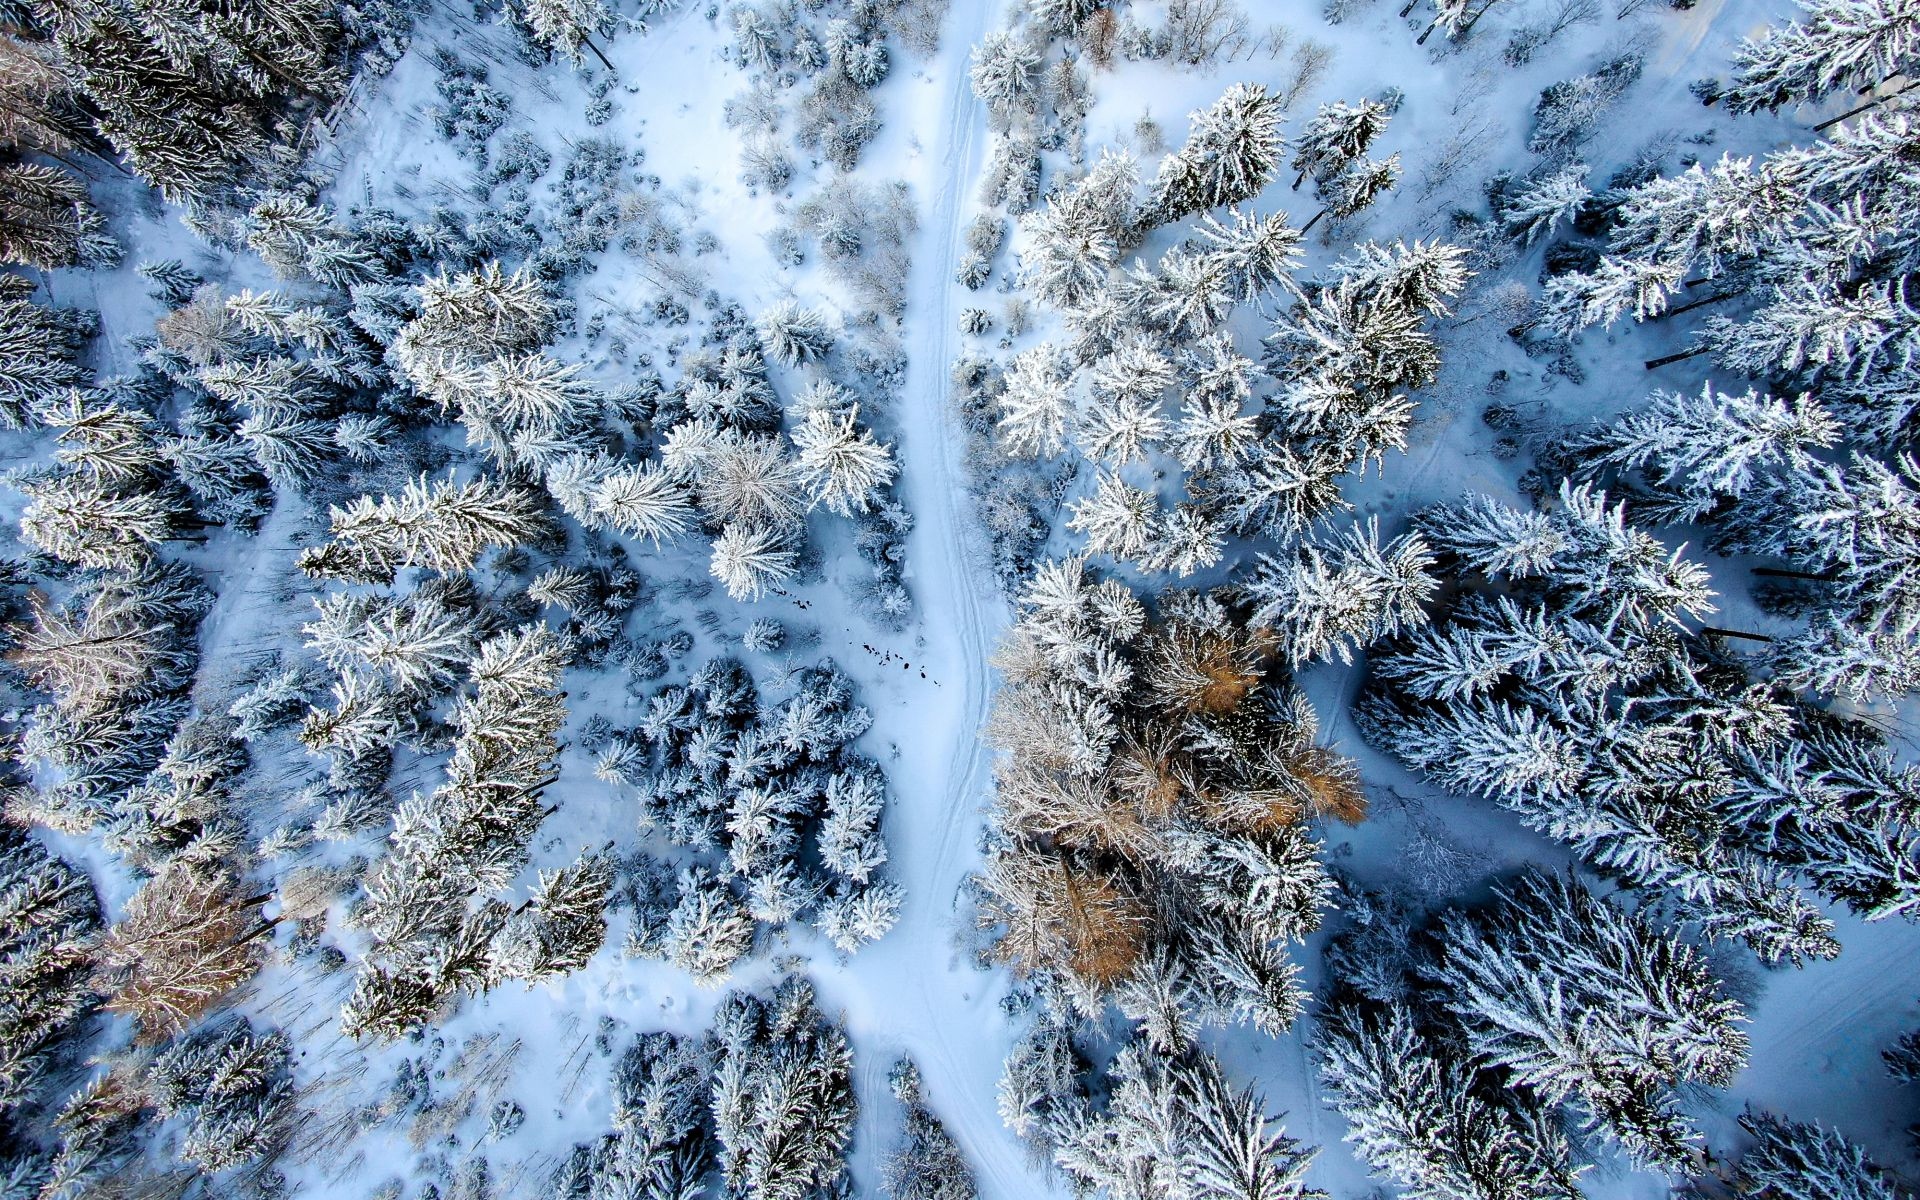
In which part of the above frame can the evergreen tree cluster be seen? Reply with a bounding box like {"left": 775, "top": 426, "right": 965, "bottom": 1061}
{"left": 981, "top": 75, "right": 1456, "bottom": 575}
{"left": 30, "top": 0, "right": 344, "bottom": 199}
{"left": 609, "top": 656, "right": 902, "bottom": 979}
{"left": 884, "top": 1058, "right": 977, "bottom": 1200}
{"left": 8, "top": 561, "right": 210, "bottom": 834}
{"left": 144, "top": 1016, "right": 295, "bottom": 1173}
{"left": 1359, "top": 481, "right": 1920, "bottom": 962}
{"left": 340, "top": 626, "right": 597, "bottom": 1039}
{"left": 978, "top": 557, "right": 1358, "bottom": 1028}
{"left": 0, "top": 831, "right": 100, "bottom": 1181}
{"left": 723, "top": 0, "right": 937, "bottom": 179}
{"left": 1317, "top": 871, "right": 1748, "bottom": 1184}
{"left": 556, "top": 976, "right": 858, "bottom": 1200}
{"left": 997, "top": 1016, "right": 1323, "bottom": 1200}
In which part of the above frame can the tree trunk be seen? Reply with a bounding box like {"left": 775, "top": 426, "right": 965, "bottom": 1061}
{"left": 1701, "top": 625, "right": 1774, "bottom": 643}
{"left": 1645, "top": 345, "right": 1710, "bottom": 369}
{"left": 1302, "top": 208, "right": 1328, "bottom": 233}
{"left": 1752, "top": 566, "right": 1837, "bottom": 583}
{"left": 1815, "top": 78, "right": 1920, "bottom": 131}
{"left": 1457, "top": 0, "right": 1501, "bottom": 38}
{"left": 1658, "top": 289, "right": 1738, "bottom": 319}
{"left": 1291, "top": 169, "right": 1306, "bottom": 190}
{"left": 584, "top": 35, "right": 614, "bottom": 72}
{"left": 1416, "top": 19, "right": 1438, "bottom": 43}
{"left": 1399, "top": 0, "right": 1418, "bottom": 16}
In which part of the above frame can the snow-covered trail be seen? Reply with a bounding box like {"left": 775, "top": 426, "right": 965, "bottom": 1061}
{"left": 806, "top": 4, "right": 1038, "bottom": 1198}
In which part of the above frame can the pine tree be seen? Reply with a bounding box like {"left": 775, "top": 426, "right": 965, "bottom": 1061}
{"left": 1019, "top": 151, "right": 1139, "bottom": 309}
{"left": 1725, "top": 0, "right": 1920, "bottom": 113}
{"left": 757, "top": 300, "right": 836, "bottom": 366}
{"left": 710, "top": 979, "right": 857, "bottom": 1200}
{"left": 1314, "top": 155, "right": 1402, "bottom": 228}
{"left": 791, "top": 402, "right": 898, "bottom": 515}
{"left": 1316, "top": 1000, "right": 1584, "bottom": 1200}
{"left": 524, "top": 0, "right": 616, "bottom": 68}
{"left": 1198, "top": 207, "right": 1304, "bottom": 304}
{"left": 1565, "top": 383, "right": 1839, "bottom": 517}
{"left": 1732, "top": 1111, "right": 1904, "bottom": 1200}
{"left": 18, "top": 473, "right": 183, "bottom": 569}
{"left": 1430, "top": 871, "right": 1748, "bottom": 1172}
{"left": 0, "top": 831, "right": 100, "bottom": 1121}
{"left": 1242, "top": 520, "right": 1437, "bottom": 665}
{"left": 997, "top": 343, "right": 1076, "bottom": 459}
{"left": 0, "top": 163, "right": 115, "bottom": 270}
{"left": 1500, "top": 162, "right": 1591, "bottom": 244}
{"left": 490, "top": 850, "right": 614, "bottom": 983}
{"left": 304, "top": 474, "right": 548, "bottom": 582}
{"left": 696, "top": 433, "right": 809, "bottom": 531}
{"left": 709, "top": 522, "right": 798, "bottom": 602}
{"left": 1290, "top": 100, "right": 1390, "bottom": 191}
{"left": 146, "top": 1017, "right": 294, "bottom": 1171}
{"left": 588, "top": 462, "right": 697, "bottom": 545}
{"left": 1151, "top": 83, "right": 1287, "bottom": 221}
{"left": 884, "top": 1059, "right": 977, "bottom": 1200}
{"left": 969, "top": 30, "right": 1043, "bottom": 116}
{"left": 1048, "top": 1041, "right": 1323, "bottom": 1200}
{"left": 0, "top": 277, "right": 92, "bottom": 428}
{"left": 1065, "top": 472, "right": 1158, "bottom": 563}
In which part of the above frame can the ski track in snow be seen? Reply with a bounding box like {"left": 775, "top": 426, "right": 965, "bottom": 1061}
{"left": 823, "top": 3, "right": 1035, "bottom": 1197}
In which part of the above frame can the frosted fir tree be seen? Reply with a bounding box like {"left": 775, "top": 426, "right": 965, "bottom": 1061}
{"left": 587, "top": 462, "right": 696, "bottom": 545}
{"left": 710, "top": 979, "right": 857, "bottom": 1200}
{"left": 757, "top": 300, "right": 836, "bottom": 366}
{"left": 1430, "top": 872, "right": 1749, "bottom": 1173}
{"left": 997, "top": 343, "right": 1076, "bottom": 459}
{"left": 0, "top": 832, "right": 99, "bottom": 1119}
{"left": 791, "top": 402, "right": 898, "bottom": 515}
{"left": 302, "top": 474, "right": 548, "bottom": 582}
{"left": 1724, "top": 0, "right": 1920, "bottom": 114}
{"left": 489, "top": 850, "right": 614, "bottom": 984}
{"left": 709, "top": 522, "right": 798, "bottom": 601}
{"left": 0, "top": 162, "right": 118, "bottom": 270}
{"left": 1198, "top": 207, "right": 1304, "bottom": 304}
{"left": 146, "top": 1017, "right": 294, "bottom": 1172}
{"left": 1731, "top": 1112, "right": 1906, "bottom": 1200}
{"left": 1290, "top": 99, "right": 1391, "bottom": 191}
{"left": 1149, "top": 83, "right": 1287, "bottom": 221}
{"left": 695, "top": 433, "right": 809, "bottom": 531}
{"left": 1019, "top": 172, "right": 1131, "bottom": 310}
{"left": 1564, "top": 383, "right": 1840, "bottom": 518}
{"left": 524, "top": 0, "right": 616, "bottom": 69}
{"left": 1307, "top": 155, "right": 1402, "bottom": 231}
{"left": 884, "top": 1059, "right": 977, "bottom": 1200}
{"left": 554, "top": 1031, "right": 715, "bottom": 1200}
{"left": 1047, "top": 1041, "right": 1322, "bottom": 1200}
{"left": 1065, "top": 472, "right": 1159, "bottom": 563}
{"left": 0, "top": 277, "right": 93, "bottom": 428}
{"left": 1147, "top": 505, "right": 1226, "bottom": 577}
{"left": 1500, "top": 162, "right": 1592, "bottom": 245}
{"left": 1541, "top": 255, "right": 1688, "bottom": 334}
{"left": 1241, "top": 520, "right": 1438, "bottom": 665}
{"left": 969, "top": 30, "right": 1043, "bottom": 117}
{"left": 1315, "top": 1000, "right": 1585, "bottom": 1200}
{"left": 18, "top": 473, "right": 184, "bottom": 569}
{"left": 1336, "top": 239, "right": 1473, "bottom": 319}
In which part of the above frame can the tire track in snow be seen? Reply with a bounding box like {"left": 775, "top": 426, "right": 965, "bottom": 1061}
{"left": 878, "top": 1, "right": 1033, "bottom": 1196}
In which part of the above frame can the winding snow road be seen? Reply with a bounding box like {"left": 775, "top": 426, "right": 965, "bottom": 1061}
{"left": 815, "top": 5, "right": 1039, "bottom": 1197}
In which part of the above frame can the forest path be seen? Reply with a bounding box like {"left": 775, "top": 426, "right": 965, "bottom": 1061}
{"left": 821, "top": 3, "right": 1035, "bottom": 1198}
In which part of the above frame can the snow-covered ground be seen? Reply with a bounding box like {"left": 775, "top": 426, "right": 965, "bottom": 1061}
{"left": 29, "top": 0, "right": 1920, "bottom": 1194}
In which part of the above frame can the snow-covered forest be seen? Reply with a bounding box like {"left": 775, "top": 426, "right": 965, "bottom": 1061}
{"left": 1, "top": 0, "right": 1918, "bottom": 1196}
